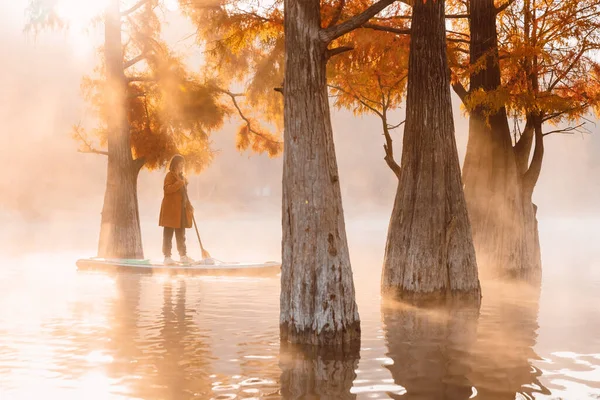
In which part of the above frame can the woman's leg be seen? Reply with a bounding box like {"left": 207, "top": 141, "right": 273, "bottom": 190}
{"left": 163, "top": 227, "right": 175, "bottom": 257}
{"left": 175, "top": 228, "right": 187, "bottom": 257}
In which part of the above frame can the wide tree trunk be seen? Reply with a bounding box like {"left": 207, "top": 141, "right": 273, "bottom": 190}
{"left": 97, "top": 0, "right": 144, "bottom": 259}
{"left": 279, "top": 0, "right": 360, "bottom": 346}
{"left": 381, "top": 0, "right": 480, "bottom": 301}
{"left": 463, "top": 0, "right": 541, "bottom": 279}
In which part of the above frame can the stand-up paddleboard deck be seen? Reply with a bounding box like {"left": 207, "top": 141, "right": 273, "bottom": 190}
{"left": 76, "top": 258, "right": 281, "bottom": 277}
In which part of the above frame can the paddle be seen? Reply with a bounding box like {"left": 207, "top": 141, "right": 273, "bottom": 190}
{"left": 181, "top": 174, "right": 211, "bottom": 260}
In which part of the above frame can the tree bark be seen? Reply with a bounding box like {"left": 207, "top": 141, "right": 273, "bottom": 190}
{"left": 97, "top": 0, "right": 144, "bottom": 259}
{"left": 381, "top": 0, "right": 480, "bottom": 302}
{"left": 280, "top": 0, "right": 360, "bottom": 346}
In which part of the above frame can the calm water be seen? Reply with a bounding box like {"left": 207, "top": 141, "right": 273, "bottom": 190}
{"left": 0, "top": 250, "right": 599, "bottom": 399}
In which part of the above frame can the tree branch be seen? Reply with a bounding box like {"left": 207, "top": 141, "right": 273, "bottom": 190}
{"left": 327, "top": 0, "right": 346, "bottom": 28}
{"left": 133, "top": 157, "right": 146, "bottom": 173}
{"left": 522, "top": 115, "right": 545, "bottom": 200}
{"left": 78, "top": 149, "right": 109, "bottom": 156}
{"left": 216, "top": 88, "right": 283, "bottom": 145}
{"left": 382, "top": 116, "right": 402, "bottom": 179}
{"left": 123, "top": 53, "right": 148, "bottom": 69}
{"left": 320, "top": 0, "right": 397, "bottom": 43}
{"left": 513, "top": 118, "right": 534, "bottom": 175}
{"left": 362, "top": 23, "right": 411, "bottom": 35}
{"left": 121, "top": 0, "right": 151, "bottom": 17}
{"left": 74, "top": 124, "right": 108, "bottom": 156}
{"left": 542, "top": 123, "right": 585, "bottom": 136}
{"left": 447, "top": 37, "right": 470, "bottom": 44}
{"left": 496, "top": 0, "right": 516, "bottom": 14}
{"left": 452, "top": 82, "right": 469, "bottom": 104}
{"left": 126, "top": 75, "right": 157, "bottom": 83}
{"left": 327, "top": 46, "right": 354, "bottom": 59}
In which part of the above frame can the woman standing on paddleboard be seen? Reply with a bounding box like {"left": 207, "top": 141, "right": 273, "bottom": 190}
{"left": 159, "top": 154, "right": 195, "bottom": 265}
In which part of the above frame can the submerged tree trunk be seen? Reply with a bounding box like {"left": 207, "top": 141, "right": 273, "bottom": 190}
{"left": 463, "top": 0, "right": 525, "bottom": 278}
{"left": 280, "top": 0, "right": 360, "bottom": 346}
{"left": 381, "top": 0, "right": 480, "bottom": 301}
{"left": 97, "top": 0, "right": 144, "bottom": 259}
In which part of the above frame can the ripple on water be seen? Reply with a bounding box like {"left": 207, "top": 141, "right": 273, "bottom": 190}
{"left": 0, "top": 257, "right": 599, "bottom": 399}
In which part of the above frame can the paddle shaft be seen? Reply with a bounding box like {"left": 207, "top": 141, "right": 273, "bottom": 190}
{"left": 181, "top": 174, "right": 211, "bottom": 259}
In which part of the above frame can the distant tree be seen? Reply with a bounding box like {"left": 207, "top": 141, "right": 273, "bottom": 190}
{"left": 450, "top": 0, "right": 600, "bottom": 279}
{"left": 27, "top": 0, "right": 281, "bottom": 259}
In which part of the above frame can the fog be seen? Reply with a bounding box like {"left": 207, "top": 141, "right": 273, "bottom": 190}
{"left": 1, "top": 0, "right": 599, "bottom": 278}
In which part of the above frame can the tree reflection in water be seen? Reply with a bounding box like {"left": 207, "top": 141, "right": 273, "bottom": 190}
{"left": 382, "top": 281, "right": 550, "bottom": 400}
{"left": 279, "top": 341, "right": 360, "bottom": 399}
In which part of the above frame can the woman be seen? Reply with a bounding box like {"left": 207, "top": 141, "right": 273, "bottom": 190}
{"left": 159, "top": 154, "right": 195, "bottom": 265}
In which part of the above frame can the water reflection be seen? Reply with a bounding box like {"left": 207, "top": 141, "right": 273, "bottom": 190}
{"left": 1, "top": 255, "right": 599, "bottom": 399}
{"left": 382, "top": 300, "right": 479, "bottom": 399}
{"left": 382, "top": 281, "right": 552, "bottom": 399}
{"left": 469, "top": 281, "right": 550, "bottom": 399}
{"left": 106, "top": 274, "right": 213, "bottom": 399}
{"left": 280, "top": 343, "right": 360, "bottom": 399}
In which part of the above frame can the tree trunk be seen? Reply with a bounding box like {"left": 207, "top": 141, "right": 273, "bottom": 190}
{"left": 97, "top": 0, "right": 144, "bottom": 259}
{"left": 519, "top": 114, "right": 543, "bottom": 282}
{"left": 463, "top": 0, "right": 525, "bottom": 279}
{"left": 280, "top": 0, "right": 360, "bottom": 346}
{"left": 381, "top": 0, "right": 480, "bottom": 302}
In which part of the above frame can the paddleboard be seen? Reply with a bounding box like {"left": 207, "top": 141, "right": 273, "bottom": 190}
{"left": 76, "top": 257, "right": 281, "bottom": 277}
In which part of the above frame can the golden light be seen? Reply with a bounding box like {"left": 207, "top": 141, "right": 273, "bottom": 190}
{"left": 54, "top": 0, "right": 108, "bottom": 26}
{"left": 54, "top": 0, "right": 109, "bottom": 57}
{"left": 164, "top": 0, "right": 179, "bottom": 11}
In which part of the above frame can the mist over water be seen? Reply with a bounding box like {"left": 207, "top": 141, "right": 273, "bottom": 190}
{"left": 2, "top": 0, "right": 600, "bottom": 398}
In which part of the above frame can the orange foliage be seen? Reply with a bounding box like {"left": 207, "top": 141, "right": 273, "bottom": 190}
{"left": 450, "top": 0, "right": 600, "bottom": 134}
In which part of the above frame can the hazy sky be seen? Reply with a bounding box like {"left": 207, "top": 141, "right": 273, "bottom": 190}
{"left": 1, "top": 0, "right": 599, "bottom": 237}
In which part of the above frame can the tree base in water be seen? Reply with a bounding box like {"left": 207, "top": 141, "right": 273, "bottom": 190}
{"left": 382, "top": 288, "right": 482, "bottom": 308}
{"left": 280, "top": 321, "right": 361, "bottom": 349}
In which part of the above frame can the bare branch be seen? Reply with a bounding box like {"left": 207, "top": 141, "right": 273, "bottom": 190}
{"left": 121, "top": 0, "right": 151, "bottom": 17}
{"left": 126, "top": 76, "right": 157, "bottom": 83}
{"left": 124, "top": 53, "right": 148, "bottom": 69}
{"left": 375, "top": 14, "right": 469, "bottom": 19}
{"left": 447, "top": 37, "right": 470, "bottom": 44}
{"left": 362, "top": 23, "right": 411, "bottom": 35}
{"left": 542, "top": 123, "right": 586, "bottom": 136}
{"left": 74, "top": 124, "right": 108, "bottom": 156}
{"left": 78, "top": 149, "right": 109, "bottom": 156}
{"left": 388, "top": 120, "right": 406, "bottom": 130}
{"left": 320, "top": 0, "right": 397, "bottom": 43}
{"left": 382, "top": 117, "right": 401, "bottom": 179}
{"left": 328, "top": 84, "right": 384, "bottom": 118}
{"left": 327, "top": 46, "right": 354, "bottom": 59}
{"left": 216, "top": 87, "right": 283, "bottom": 145}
